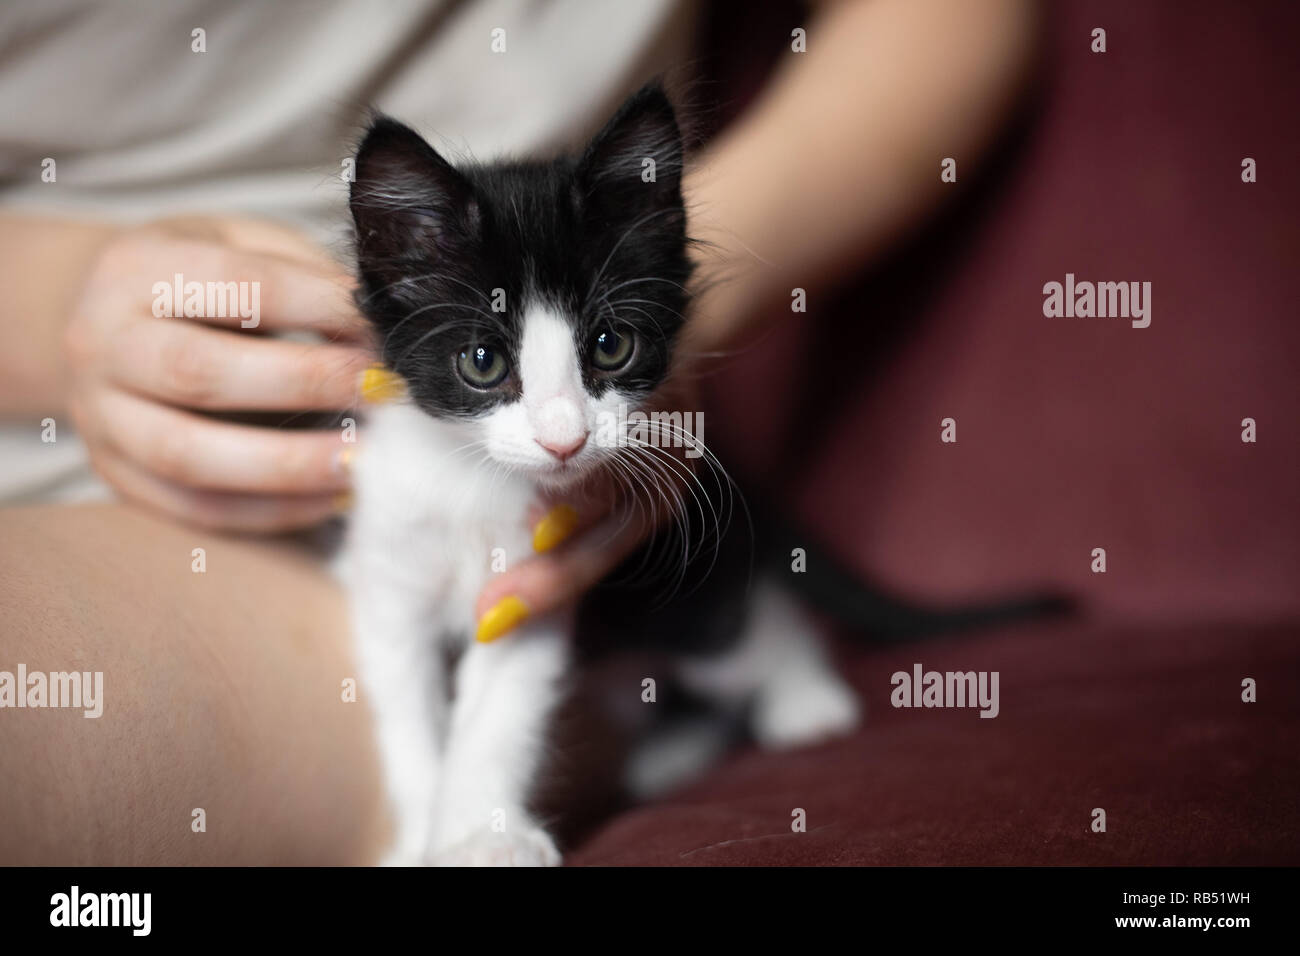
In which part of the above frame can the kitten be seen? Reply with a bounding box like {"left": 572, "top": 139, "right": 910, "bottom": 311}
{"left": 342, "top": 84, "right": 859, "bottom": 866}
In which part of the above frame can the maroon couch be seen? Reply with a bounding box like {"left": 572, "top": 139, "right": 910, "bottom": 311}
{"left": 565, "top": 0, "right": 1300, "bottom": 865}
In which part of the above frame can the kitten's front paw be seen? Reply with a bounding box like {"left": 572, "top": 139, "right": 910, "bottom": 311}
{"left": 378, "top": 846, "right": 429, "bottom": 867}
{"left": 431, "top": 823, "right": 561, "bottom": 867}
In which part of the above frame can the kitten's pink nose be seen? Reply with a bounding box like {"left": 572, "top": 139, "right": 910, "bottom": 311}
{"left": 536, "top": 433, "right": 588, "bottom": 462}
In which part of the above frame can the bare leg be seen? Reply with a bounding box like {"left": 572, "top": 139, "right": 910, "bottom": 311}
{"left": 0, "top": 503, "right": 387, "bottom": 865}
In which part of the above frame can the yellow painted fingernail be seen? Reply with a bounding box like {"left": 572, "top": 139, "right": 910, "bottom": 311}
{"left": 476, "top": 596, "right": 529, "bottom": 643}
{"left": 336, "top": 447, "right": 355, "bottom": 474}
{"left": 532, "top": 504, "right": 579, "bottom": 553}
{"left": 333, "top": 491, "right": 354, "bottom": 513}
{"left": 361, "top": 363, "right": 406, "bottom": 404}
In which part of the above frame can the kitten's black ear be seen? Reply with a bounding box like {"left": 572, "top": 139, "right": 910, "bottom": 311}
{"left": 577, "top": 83, "right": 684, "bottom": 222}
{"left": 349, "top": 115, "right": 477, "bottom": 291}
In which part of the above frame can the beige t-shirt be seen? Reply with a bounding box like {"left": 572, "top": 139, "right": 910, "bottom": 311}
{"left": 0, "top": 0, "right": 696, "bottom": 501}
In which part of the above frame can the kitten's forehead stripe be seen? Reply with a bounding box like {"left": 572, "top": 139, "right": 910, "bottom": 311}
{"left": 519, "top": 305, "right": 584, "bottom": 402}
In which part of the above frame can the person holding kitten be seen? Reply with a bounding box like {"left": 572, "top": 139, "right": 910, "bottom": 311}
{"left": 0, "top": 0, "right": 1037, "bottom": 863}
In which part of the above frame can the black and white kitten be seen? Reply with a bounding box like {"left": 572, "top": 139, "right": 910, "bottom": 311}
{"left": 342, "top": 84, "right": 859, "bottom": 866}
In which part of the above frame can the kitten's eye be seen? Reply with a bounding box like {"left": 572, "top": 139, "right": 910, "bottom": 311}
{"left": 591, "top": 326, "right": 634, "bottom": 372}
{"left": 457, "top": 344, "right": 509, "bottom": 388}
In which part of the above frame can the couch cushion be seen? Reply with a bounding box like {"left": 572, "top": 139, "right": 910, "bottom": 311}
{"left": 567, "top": 621, "right": 1299, "bottom": 865}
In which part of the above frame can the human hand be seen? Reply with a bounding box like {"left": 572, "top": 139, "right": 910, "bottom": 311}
{"left": 473, "top": 370, "right": 708, "bottom": 642}
{"left": 63, "top": 215, "right": 373, "bottom": 531}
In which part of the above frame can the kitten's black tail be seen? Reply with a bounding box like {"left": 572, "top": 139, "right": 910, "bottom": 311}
{"left": 754, "top": 509, "right": 1074, "bottom": 642}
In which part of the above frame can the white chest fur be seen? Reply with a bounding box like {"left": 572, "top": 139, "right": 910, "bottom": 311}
{"left": 342, "top": 403, "right": 535, "bottom": 643}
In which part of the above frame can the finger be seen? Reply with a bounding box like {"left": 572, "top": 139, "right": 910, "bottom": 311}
{"left": 476, "top": 440, "right": 700, "bottom": 619}
{"left": 142, "top": 238, "right": 370, "bottom": 343}
{"left": 474, "top": 510, "right": 651, "bottom": 635}
{"left": 245, "top": 252, "right": 371, "bottom": 345}
{"left": 212, "top": 215, "right": 350, "bottom": 270}
{"left": 110, "top": 316, "right": 370, "bottom": 411}
{"left": 89, "top": 443, "right": 346, "bottom": 533}
{"left": 89, "top": 387, "right": 353, "bottom": 495}
{"left": 526, "top": 498, "right": 609, "bottom": 552}
{"left": 525, "top": 459, "right": 652, "bottom": 542}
